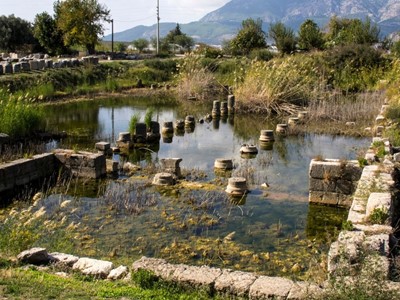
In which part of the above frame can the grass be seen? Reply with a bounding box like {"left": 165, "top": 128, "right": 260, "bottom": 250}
{"left": 129, "top": 112, "right": 141, "bottom": 134}
{"left": 0, "top": 93, "right": 44, "bottom": 137}
{"left": 0, "top": 264, "right": 218, "bottom": 299}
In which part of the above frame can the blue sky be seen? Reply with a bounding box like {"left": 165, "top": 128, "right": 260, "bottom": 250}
{"left": 1, "top": 0, "right": 230, "bottom": 35}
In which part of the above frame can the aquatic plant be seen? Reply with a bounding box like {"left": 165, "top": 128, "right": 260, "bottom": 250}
{"left": 129, "top": 112, "right": 141, "bottom": 134}
{"left": 144, "top": 108, "right": 154, "bottom": 129}
{"left": 235, "top": 54, "right": 324, "bottom": 115}
{"left": 0, "top": 94, "right": 44, "bottom": 137}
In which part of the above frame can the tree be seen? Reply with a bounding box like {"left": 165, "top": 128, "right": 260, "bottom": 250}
{"left": 0, "top": 15, "right": 37, "bottom": 52}
{"left": 268, "top": 22, "right": 297, "bottom": 55}
{"left": 164, "top": 24, "right": 194, "bottom": 52}
{"left": 115, "top": 42, "right": 126, "bottom": 52}
{"left": 229, "top": 18, "right": 267, "bottom": 55}
{"left": 132, "top": 38, "right": 149, "bottom": 53}
{"left": 298, "top": 19, "right": 324, "bottom": 51}
{"left": 325, "top": 16, "right": 380, "bottom": 46}
{"left": 54, "top": 0, "right": 110, "bottom": 54}
{"left": 33, "top": 12, "right": 67, "bottom": 55}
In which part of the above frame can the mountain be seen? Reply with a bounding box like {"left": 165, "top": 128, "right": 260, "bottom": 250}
{"left": 104, "top": 0, "right": 400, "bottom": 44}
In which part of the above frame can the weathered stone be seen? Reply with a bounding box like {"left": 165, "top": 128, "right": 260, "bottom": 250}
{"left": 249, "top": 276, "right": 293, "bottom": 300}
{"left": 107, "top": 265, "right": 129, "bottom": 280}
{"left": 309, "top": 178, "right": 336, "bottom": 193}
{"left": 366, "top": 192, "right": 391, "bottom": 218}
{"left": 160, "top": 158, "right": 182, "bottom": 177}
{"left": 17, "top": 247, "right": 50, "bottom": 265}
{"left": 50, "top": 252, "right": 79, "bottom": 267}
{"left": 95, "top": 142, "right": 110, "bottom": 152}
{"left": 214, "top": 269, "right": 257, "bottom": 297}
{"left": 287, "top": 281, "right": 323, "bottom": 299}
{"left": 13, "top": 63, "right": 21, "bottom": 73}
{"left": 360, "top": 255, "right": 390, "bottom": 280}
{"left": 72, "top": 257, "right": 114, "bottom": 278}
{"left": 364, "top": 234, "right": 390, "bottom": 256}
{"left": 152, "top": 172, "right": 174, "bottom": 186}
{"left": 173, "top": 265, "right": 222, "bottom": 290}
{"left": 106, "top": 159, "right": 119, "bottom": 173}
{"left": 328, "top": 231, "right": 365, "bottom": 275}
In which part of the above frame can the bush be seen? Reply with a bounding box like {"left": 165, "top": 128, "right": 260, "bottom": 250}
{"left": 324, "top": 44, "right": 387, "bottom": 92}
{"left": 249, "top": 49, "right": 274, "bottom": 61}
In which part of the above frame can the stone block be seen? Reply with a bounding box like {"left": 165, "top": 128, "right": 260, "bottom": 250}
{"left": 29, "top": 60, "right": 39, "bottom": 70}
{"left": 366, "top": 192, "right": 391, "bottom": 217}
{"left": 73, "top": 257, "right": 114, "bottom": 278}
{"left": 287, "top": 281, "right": 323, "bottom": 299}
{"left": 3, "top": 63, "right": 12, "bottom": 74}
{"left": 95, "top": 142, "right": 110, "bottom": 151}
{"left": 214, "top": 269, "right": 257, "bottom": 297}
{"left": 309, "top": 191, "right": 339, "bottom": 206}
{"left": 249, "top": 276, "right": 293, "bottom": 300}
{"left": 107, "top": 265, "right": 129, "bottom": 280}
{"left": 172, "top": 265, "right": 222, "bottom": 290}
{"left": 17, "top": 247, "right": 50, "bottom": 265}
{"left": 336, "top": 179, "right": 355, "bottom": 195}
{"left": 50, "top": 252, "right": 79, "bottom": 267}
{"left": 13, "top": 63, "right": 21, "bottom": 73}
{"left": 364, "top": 234, "right": 389, "bottom": 256}
{"left": 0, "top": 64, "right": 3, "bottom": 75}
{"left": 45, "top": 59, "right": 53, "bottom": 69}
{"left": 309, "top": 178, "right": 336, "bottom": 193}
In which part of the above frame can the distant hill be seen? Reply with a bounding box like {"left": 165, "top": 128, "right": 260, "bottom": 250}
{"left": 104, "top": 0, "right": 400, "bottom": 44}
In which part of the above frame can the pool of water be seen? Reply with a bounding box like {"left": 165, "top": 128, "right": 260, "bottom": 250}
{"left": 6, "top": 97, "right": 370, "bottom": 278}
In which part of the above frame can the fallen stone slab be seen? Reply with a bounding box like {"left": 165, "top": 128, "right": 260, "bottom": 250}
{"left": 50, "top": 252, "right": 79, "bottom": 267}
{"left": 249, "top": 276, "right": 294, "bottom": 300}
{"left": 287, "top": 281, "right": 323, "bottom": 299}
{"left": 107, "top": 265, "right": 129, "bottom": 280}
{"left": 73, "top": 257, "right": 114, "bottom": 278}
{"left": 214, "top": 269, "right": 257, "bottom": 297}
{"left": 17, "top": 247, "right": 50, "bottom": 265}
{"left": 172, "top": 265, "right": 222, "bottom": 291}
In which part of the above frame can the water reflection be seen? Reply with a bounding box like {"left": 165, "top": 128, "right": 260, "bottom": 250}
{"left": 36, "top": 97, "right": 371, "bottom": 276}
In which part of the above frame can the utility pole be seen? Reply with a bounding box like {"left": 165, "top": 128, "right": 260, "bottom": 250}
{"left": 156, "top": 0, "right": 160, "bottom": 55}
{"left": 111, "top": 19, "right": 114, "bottom": 58}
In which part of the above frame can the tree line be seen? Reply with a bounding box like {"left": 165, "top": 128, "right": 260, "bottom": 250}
{"left": 1, "top": 0, "right": 400, "bottom": 58}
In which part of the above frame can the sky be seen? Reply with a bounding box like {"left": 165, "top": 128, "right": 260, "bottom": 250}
{"left": 1, "top": 0, "right": 231, "bottom": 35}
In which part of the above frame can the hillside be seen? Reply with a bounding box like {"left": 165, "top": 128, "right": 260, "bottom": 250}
{"left": 104, "top": 0, "right": 400, "bottom": 44}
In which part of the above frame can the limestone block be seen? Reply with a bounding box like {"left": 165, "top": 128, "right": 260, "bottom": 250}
{"left": 95, "top": 141, "right": 110, "bottom": 152}
{"left": 72, "top": 257, "right": 114, "bottom": 278}
{"left": 17, "top": 247, "right": 50, "bottom": 265}
{"left": 29, "top": 60, "right": 39, "bottom": 70}
{"left": 328, "top": 231, "right": 365, "bottom": 275}
{"left": 336, "top": 179, "right": 356, "bottom": 195}
{"left": 152, "top": 172, "right": 174, "bottom": 186}
{"left": 360, "top": 255, "right": 390, "bottom": 280}
{"left": 287, "top": 281, "right": 323, "bottom": 299}
{"left": 249, "top": 276, "right": 293, "bottom": 300}
{"left": 309, "top": 191, "right": 339, "bottom": 206}
{"left": 107, "top": 265, "right": 129, "bottom": 280}
{"left": 45, "top": 59, "right": 53, "bottom": 69}
{"left": 309, "top": 178, "right": 336, "bottom": 193}
{"left": 0, "top": 64, "right": 3, "bottom": 75}
{"left": 366, "top": 192, "right": 391, "bottom": 217}
{"left": 37, "top": 59, "right": 45, "bottom": 70}
{"left": 13, "top": 63, "right": 21, "bottom": 73}
{"left": 172, "top": 265, "right": 222, "bottom": 290}
{"left": 364, "top": 234, "right": 390, "bottom": 256}
{"left": 214, "top": 269, "right": 257, "bottom": 297}
{"left": 3, "top": 63, "right": 12, "bottom": 74}
{"left": 21, "top": 62, "right": 30, "bottom": 71}
{"left": 106, "top": 159, "right": 119, "bottom": 173}
{"left": 50, "top": 252, "right": 79, "bottom": 267}
{"left": 135, "top": 123, "right": 147, "bottom": 140}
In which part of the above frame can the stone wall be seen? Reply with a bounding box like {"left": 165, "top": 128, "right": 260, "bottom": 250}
{"left": 308, "top": 159, "right": 362, "bottom": 207}
{"left": 0, "top": 56, "right": 99, "bottom": 76}
{"left": 0, "top": 149, "right": 107, "bottom": 201}
{"left": 0, "top": 153, "right": 55, "bottom": 195}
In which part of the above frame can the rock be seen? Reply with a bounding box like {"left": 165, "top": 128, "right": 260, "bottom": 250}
{"left": 50, "top": 252, "right": 79, "bottom": 267}
{"left": 287, "top": 281, "right": 323, "bottom": 299}
{"left": 72, "top": 257, "right": 114, "bottom": 278}
{"left": 17, "top": 247, "right": 50, "bottom": 265}
{"left": 249, "top": 276, "right": 293, "bottom": 300}
{"left": 107, "top": 265, "right": 129, "bottom": 280}
{"left": 214, "top": 269, "right": 257, "bottom": 297}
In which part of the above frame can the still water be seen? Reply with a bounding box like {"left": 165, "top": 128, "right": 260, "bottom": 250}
{"left": 36, "top": 97, "right": 370, "bottom": 277}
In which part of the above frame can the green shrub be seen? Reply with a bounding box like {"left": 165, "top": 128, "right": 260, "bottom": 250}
{"left": 144, "top": 108, "right": 154, "bottom": 128}
{"left": 368, "top": 207, "right": 388, "bottom": 225}
{"left": 249, "top": 49, "right": 274, "bottom": 61}
{"left": 132, "top": 270, "right": 159, "bottom": 289}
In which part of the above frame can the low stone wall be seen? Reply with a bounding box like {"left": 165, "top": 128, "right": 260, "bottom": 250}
{"left": 308, "top": 159, "right": 362, "bottom": 207}
{"left": 132, "top": 256, "right": 321, "bottom": 299}
{"left": 0, "top": 153, "right": 56, "bottom": 195}
{"left": 0, "top": 56, "right": 99, "bottom": 76}
{"left": 0, "top": 149, "right": 107, "bottom": 200}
